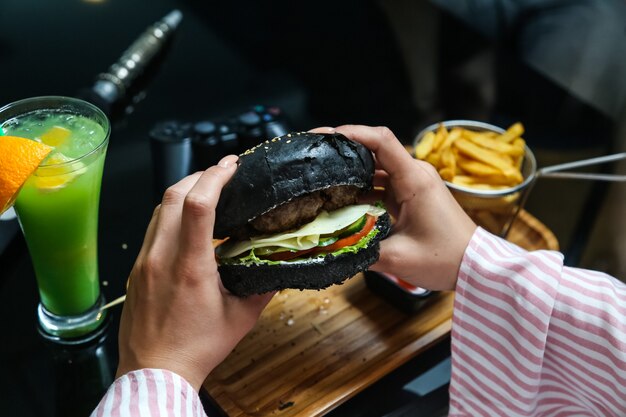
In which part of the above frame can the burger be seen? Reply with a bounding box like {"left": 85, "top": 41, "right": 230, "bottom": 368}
{"left": 214, "top": 131, "right": 391, "bottom": 296}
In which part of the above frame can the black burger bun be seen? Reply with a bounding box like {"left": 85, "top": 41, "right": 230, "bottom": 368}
{"left": 214, "top": 131, "right": 375, "bottom": 239}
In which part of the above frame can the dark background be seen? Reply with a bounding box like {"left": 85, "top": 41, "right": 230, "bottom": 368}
{"left": 0, "top": 0, "right": 624, "bottom": 416}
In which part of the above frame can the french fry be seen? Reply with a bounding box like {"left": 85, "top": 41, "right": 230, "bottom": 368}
{"left": 465, "top": 134, "right": 524, "bottom": 157}
{"left": 456, "top": 156, "right": 502, "bottom": 177}
{"left": 461, "top": 129, "right": 489, "bottom": 142}
{"left": 432, "top": 124, "right": 448, "bottom": 151}
{"left": 512, "top": 137, "right": 526, "bottom": 154}
{"left": 439, "top": 127, "right": 461, "bottom": 152}
{"left": 451, "top": 175, "right": 509, "bottom": 189}
{"left": 512, "top": 139, "right": 525, "bottom": 170}
{"left": 475, "top": 175, "right": 519, "bottom": 187}
{"left": 453, "top": 138, "right": 516, "bottom": 173}
{"left": 414, "top": 121, "right": 526, "bottom": 189}
{"left": 495, "top": 122, "right": 524, "bottom": 143}
{"left": 415, "top": 131, "right": 436, "bottom": 159}
{"left": 439, "top": 167, "right": 455, "bottom": 181}
{"left": 440, "top": 146, "right": 456, "bottom": 170}
{"left": 425, "top": 152, "right": 441, "bottom": 168}
{"left": 450, "top": 175, "right": 478, "bottom": 187}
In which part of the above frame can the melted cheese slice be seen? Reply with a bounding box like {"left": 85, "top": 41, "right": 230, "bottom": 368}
{"left": 219, "top": 204, "right": 385, "bottom": 258}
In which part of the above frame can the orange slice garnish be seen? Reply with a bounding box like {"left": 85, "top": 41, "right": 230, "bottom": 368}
{"left": 0, "top": 135, "right": 52, "bottom": 213}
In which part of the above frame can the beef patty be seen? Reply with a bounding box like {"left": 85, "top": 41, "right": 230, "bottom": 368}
{"left": 249, "top": 185, "right": 361, "bottom": 236}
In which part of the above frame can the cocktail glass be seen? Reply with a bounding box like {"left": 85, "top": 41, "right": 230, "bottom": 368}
{"left": 0, "top": 96, "right": 110, "bottom": 343}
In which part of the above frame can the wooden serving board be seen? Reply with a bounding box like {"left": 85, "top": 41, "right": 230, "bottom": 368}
{"left": 203, "top": 210, "right": 558, "bottom": 416}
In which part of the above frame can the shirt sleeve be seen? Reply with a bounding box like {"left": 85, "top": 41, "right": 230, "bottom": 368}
{"left": 90, "top": 368, "right": 208, "bottom": 417}
{"left": 449, "top": 227, "right": 626, "bottom": 417}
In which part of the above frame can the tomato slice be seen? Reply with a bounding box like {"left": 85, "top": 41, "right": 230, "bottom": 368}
{"left": 311, "top": 215, "right": 377, "bottom": 254}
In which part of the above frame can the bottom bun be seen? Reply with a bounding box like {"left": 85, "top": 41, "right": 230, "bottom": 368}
{"left": 218, "top": 213, "right": 391, "bottom": 296}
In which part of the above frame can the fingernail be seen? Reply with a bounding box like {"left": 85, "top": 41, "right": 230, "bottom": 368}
{"left": 307, "top": 126, "right": 336, "bottom": 134}
{"left": 218, "top": 154, "right": 238, "bottom": 168}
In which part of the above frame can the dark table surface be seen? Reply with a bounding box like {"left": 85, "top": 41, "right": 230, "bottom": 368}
{"left": 0, "top": 0, "right": 624, "bottom": 416}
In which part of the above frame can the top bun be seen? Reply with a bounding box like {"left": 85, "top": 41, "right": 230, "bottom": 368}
{"left": 214, "top": 132, "right": 375, "bottom": 239}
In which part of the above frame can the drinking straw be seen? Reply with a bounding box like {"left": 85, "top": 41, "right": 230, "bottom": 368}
{"left": 100, "top": 294, "right": 126, "bottom": 311}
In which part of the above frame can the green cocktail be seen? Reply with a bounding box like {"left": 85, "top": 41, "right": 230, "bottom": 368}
{"left": 0, "top": 96, "right": 110, "bottom": 341}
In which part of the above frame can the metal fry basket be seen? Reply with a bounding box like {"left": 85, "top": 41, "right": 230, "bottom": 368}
{"left": 414, "top": 120, "right": 626, "bottom": 238}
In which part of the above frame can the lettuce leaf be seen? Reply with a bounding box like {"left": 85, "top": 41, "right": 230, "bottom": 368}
{"left": 219, "top": 227, "right": 381, "bottom": 266}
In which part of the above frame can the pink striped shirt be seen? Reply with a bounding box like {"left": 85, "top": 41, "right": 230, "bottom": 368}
{"left": 450, "top": 227, "right": 626, "bottom": 416}
{"left": 90, "top": 368, "right": 206, "bottom": 417}
{"left": 93, "top": 227, "right": 626, "bottom": 416}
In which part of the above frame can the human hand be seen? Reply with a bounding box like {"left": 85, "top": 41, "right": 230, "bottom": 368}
{"left": 310, "top": 126, "right": 476, "bottom": 291}
{"left": 116, "top": 155, "right": 274, "bottom": 391}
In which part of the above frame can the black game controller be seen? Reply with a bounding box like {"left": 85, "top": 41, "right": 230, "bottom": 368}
{"left": 149, "top": 105, "right": 291, "bottom": 199}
